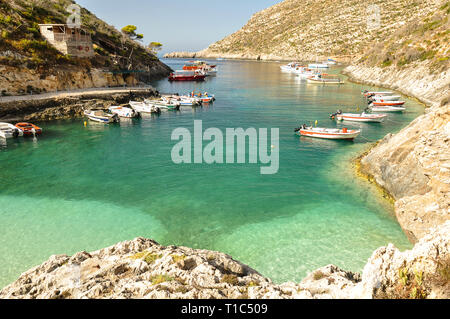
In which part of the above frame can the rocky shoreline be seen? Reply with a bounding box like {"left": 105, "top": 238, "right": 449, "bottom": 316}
{"left": 1, "top": 221, "right": 448, "bottom": 299}
{"left": 343, "top": 62, "right": 449, "bottom": 243}
{"left": 0, "top": 87, "right": 159, "bottom": 122}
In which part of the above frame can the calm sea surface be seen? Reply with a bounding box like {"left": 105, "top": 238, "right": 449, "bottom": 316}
{"left": 0, "top": 59, "right": 423, "bottom": 287}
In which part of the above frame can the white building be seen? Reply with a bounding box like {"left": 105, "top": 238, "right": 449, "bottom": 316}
{"left": 38, "top": 24, "right": 94, "bottom": 58}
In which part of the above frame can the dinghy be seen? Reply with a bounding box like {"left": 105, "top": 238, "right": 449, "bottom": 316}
{"left": 0, "top": 122, "right": 23, "bottom": 139}
{"left": 84, "top": 109, "right": 120, "bottom": 123}
{"left": 331, "top": 111, "right": 387, "bottom": 123}
{"left": 15, "top": 122, "right": 42, "bottom": 136}
{"left": 295, "top": 125, "right": 360, "bottom": 140}
{"left": 129, "top": 101, "right": 161, "bottom": 114}
{"left": 108, "top": 106, "right": 139, "bottom": 118}
{"left": 146, "top": 97, "right": 181, "bottom": 111}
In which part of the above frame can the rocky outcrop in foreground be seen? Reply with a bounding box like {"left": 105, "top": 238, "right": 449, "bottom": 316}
{"left": 1, "top": 221, "right": 449, "bottom": 299}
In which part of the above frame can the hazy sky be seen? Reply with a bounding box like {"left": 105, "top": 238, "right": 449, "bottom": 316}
{"left": 76, "top": 0, "right": 281, "bottom": 55}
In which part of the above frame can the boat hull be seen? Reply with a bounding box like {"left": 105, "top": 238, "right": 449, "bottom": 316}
{"left": 370, "top": 106, "right": 406, "bottom": 112}
{"left": 307, "top": 78, "right": 344, "bottom": 84}
{"left": 168, "top": 75, "right": 206, "bottom": 81}
{"left": 297, "top": 129, "right": 360, "bottom": 140}
{"left": 336, "top": 113, "right": 387, "bottom": 123}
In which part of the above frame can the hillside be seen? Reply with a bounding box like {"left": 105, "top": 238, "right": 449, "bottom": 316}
{"left": 165, "top": 0, "right": 448, "bottom": 63}
{"left": 0, "top": 0, "right": 171, "bottom": 95}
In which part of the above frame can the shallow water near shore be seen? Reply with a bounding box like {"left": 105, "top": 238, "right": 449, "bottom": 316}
{"left": 0, "top": 59, "right": 424, "bottom": 288}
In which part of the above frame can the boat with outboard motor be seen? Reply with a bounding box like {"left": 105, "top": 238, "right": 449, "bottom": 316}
{"left": 129, "top": 101, "right": 161, "bottom": 114}
{"left": 0, "top": 122, "right": 24, "bottom": 139}
{"left": 84, "top": 109, "right": 120, "bottom": 123}
{"left": 146, "top": 97, "right": 181, "bottom": 111}
{"left": 369, "top": 105, "right": 406, "bottom": 112}
{"left": 362, "top": 90, "right": 393, "bottom": 98}
{"left": 108, "top": 106, "right": 139, "bottom": 118}
{"left": 295, "top": 124, "right": 360, "bottom": 140}
{"left": 308, "top": 63, "right": 330, "bottom": 69}
{"left": 330, "top": 110, "right": 387, "bottom": 123}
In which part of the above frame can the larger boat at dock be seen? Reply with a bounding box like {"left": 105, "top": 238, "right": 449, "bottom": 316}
{"left": 168, "top": 70, "right": 206, "bottom": 82}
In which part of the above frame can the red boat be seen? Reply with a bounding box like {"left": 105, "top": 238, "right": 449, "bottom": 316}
{"left": 15, "top": 122, "right": 42, "bottom": 136}
{"left": 371, "top": 101, "right": 405, "bottom": 106}
{"left": 168, "top": 70, "right": 206, "bottom": 82}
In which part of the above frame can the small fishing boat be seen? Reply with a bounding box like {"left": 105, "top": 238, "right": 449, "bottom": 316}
{"left": 326, "top": 58, "right": 337, "bottom": 65}
{"left": 179, "top": 95, "right": 202, "bottom": 106}
{"left": 308, "top": 63, "right": 330, "bottom": 69}
{"left": 370, "top": 100, "right": 405, "bottom": 107}
{"left": 108, "top": 106, "right": 139, "bottom": 118}
{"left": 15, "top": 122, "right": 42, "bottom": 136}
{"left": 331, "top": 110, "right": 387, "bottom": 123}
{"left": 362, "top": 90, "right": 393, "bottom": 97}
{"left": 295, "top": 125, "right": 360, "bottom": 140}
{"left": 129, "top": 101, "right": 161, "bottom": 114}
{"left": 188, "top": 91, "right": 215, "bottom": 103}
{"left": 83, "top": 109, "right": 120, "bottom": 123}
{"left": 369, "top": 95, "right": 402, "bottom": 102}
{"left": 168, "top": 70, "right": 206, "bottom": 82}
{"left": 293, "top": 67, "right": 318, "bottom": 79}
{"left": 0, "top": 122, "right": 23, "bottom": 139}
{"left": 280, "top": 62, "right": 302, "bottom": 73}
{"left": 370, "top": 105, "right": 406, "bottom": 112}
{"left": 146, "top": 97, "right": 181, "bottom": 111}
{"left": 307, "top": 74, "right": 344, "bottom": 84}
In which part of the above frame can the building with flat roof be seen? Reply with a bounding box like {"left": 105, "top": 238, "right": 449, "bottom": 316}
{"left": 38, "top": 24, "right": 94, "bottom": 58}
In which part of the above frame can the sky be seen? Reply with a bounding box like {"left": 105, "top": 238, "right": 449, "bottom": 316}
{"left": 76, "top": 0, "right": 282, "bottom": 55}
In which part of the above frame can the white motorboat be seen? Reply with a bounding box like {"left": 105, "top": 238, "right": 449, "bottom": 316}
{"left": 370, "top": 95, "right": 402, "bottom": 102}
{"left": 0, "top": 122, "right": 23, "bottom": 139}
{"left": 280, "top": 62, "right": 302, "bottom": 73}
{"left": 362, "top": 91, "right": 393, "bottom": 97}
{"left": 83, "top": 109, "right": 120, "bottom": 123}
{"left": 129, "top": 101, "right": 161, "bottom": 114}
{"left": 295, "top": 125, "right": 360, "bottom": 140}
{"left": 308, "top": 63, "right": 330, "bottom": 69}
{"left": 331, "top": 111, "right": 387, "bottom": 123}
{"left": 370, "top": 105, "right": 406, "bottom": 112}
{"left": 146, "top": 97, "right": 181, "bottom": 111}
{"left": 108, "top": 106, "right": 139, "bottom": 118}
{"left": 307, "top": 74, "right": 344, "bottom": 84}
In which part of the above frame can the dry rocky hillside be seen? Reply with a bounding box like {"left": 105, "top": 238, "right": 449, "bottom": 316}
{"left": 165, "top": 0, "right": 447, "bottom": 62}
{"left": 1, "top": 221, "right": 449, "bottom": 299}
{"left": 0, "top": 0, "right": 171, "bottom": 95}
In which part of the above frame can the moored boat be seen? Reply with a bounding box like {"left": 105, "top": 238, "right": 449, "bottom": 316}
{"left": 295, "top": 125, "right": 360, "bottom": 140}
{"left": 146, "top": 97, "right": 181, "bottom": 111}
{"left": 307, "top": 74, "right": 344, "bottom": 84}
{"left": 331, "top": 111, "right": 387, "bottom": 123}
{"left": 370, "top": 100, "right": 405, "bottom": 106}
{"left": 15, "top": 122, "right": 42, "bottom": 136}
{"left": 308, "top": 63, "right": 330, "bottom": 69}
{"left": 129, "top": 101, "right": 161, "bottom": 114}
{"left": 84, "top": 109, "right": 120, "bottom": 123}
{"left": 369, "top": 95, "right": 402, "bottom": 102}
{"left": 0, "top": 122, "right": 23, "bottom": 139}
{"left": 108, "top": 106, "right": 139, "bottom": 118}
{"left": 280, "top": 62, "right": 302, "bottom": 73}
{"left": 188, "top": 91, "right": 215, "bottom": 103}
{"left": 369, "top": 105, "right": 406, "bottom": 112}
{"left": 362, "top": 90, "right": 393, "bottom": 97}
{"left": 183, "top": 61, "right": 216, "bottom": 71}
{"left": 168, "top": 70, "right": 206, "bottom": 82}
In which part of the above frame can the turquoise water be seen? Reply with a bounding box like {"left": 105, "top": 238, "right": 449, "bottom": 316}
{"left": 0, "top": 59, "right": 423, "bottom": 288}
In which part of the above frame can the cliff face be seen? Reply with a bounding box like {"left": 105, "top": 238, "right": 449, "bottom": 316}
{"left": 1, "top": 221, "right": 449, "bottom": 299}
{"left": 165, "top": 0, "right": 445, "bottom": 62}
{"left": 0, "top": 0, "right": 171, "bottom": 95}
